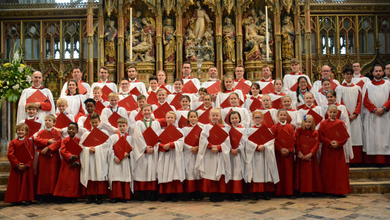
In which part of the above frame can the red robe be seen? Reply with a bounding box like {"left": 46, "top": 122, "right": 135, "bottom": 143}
{"left": 294, "top": 128, "right": 322, "bottom": 193}
{"left": 34, "top": 129, "right": 62, "bottom": 195}
{"left": 5, "top": 138, "right": 35, "bottom": 203}
{"left": 271, "top": 122, "right": 295, "bottom": 196}
{"left": 53, "top": 136, "right": 82, "bottom": 198}
{"left": 318, "top": 119, "right": 351, "bottom": 195}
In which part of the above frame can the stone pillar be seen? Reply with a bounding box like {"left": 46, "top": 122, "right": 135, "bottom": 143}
{"left": 274, "top": 4, "right": 282, "bottom": 78}
{"left": 98, "top": 4, "right": 104, "bottom": 70}
{"left": 156, "top": 3, "right": 163, "bottom": 72}
{"left": 304, "top": 0, "right": 312, "bottom": 80}
{"left": 117, "top": 5, "right": 124, "bottom": 81}
{"left": 175, "top": 2, "right": 183, "bottom": 78}
{"left": 236, "top": 3, "right": 243, "bottom": 66}
{"left": 87, "top": 0, "right": 94, "bottom": 84}
{"left": 216, "top": 4, "right": 223, "bottom": 76}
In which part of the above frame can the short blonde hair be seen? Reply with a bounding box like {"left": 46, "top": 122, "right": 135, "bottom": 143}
{"left": 304, "top": 92, "right": 315, "bottom": 99}
{"left": 108, "top": 92, "right": 119, "bottom": 99}
{"left": 56, "top": 98, "right": 68, "bottom": 106}
{"left": 93, "top": 86, "right": 102, "bottom": 92}
{"left": 16, "top": 123, "right": 29, "bottom": 134}
{"left": 302, "top": 115, "right": 315, "bottom": 131}
{"left": 117, "top": 117, "right": 128, "bottom": 125}
{"left": 166, "top": 111, "right": 177, "bottom": 120}
{"left": 261, "top": 94, "right": 272, "bottom": 107}
{"left": 281, "top": 95, "right": 292, "bottom": 102}
{"left": 210, "top": 107, "right": 224, "bottom": 125}
{"left": 156, "top": 88, "right": 167, "bottom": 95}
{"left": 328, "top": 104, "right": 338, "bottom": 111}
{"left": 45, "top": 114, "right": 57, "bottom": 123}
{"left": 141, "top": 104, "right": 152, "bottom": 111}
{"left": 26, "top": 103, "right": 39, "bottom": 110}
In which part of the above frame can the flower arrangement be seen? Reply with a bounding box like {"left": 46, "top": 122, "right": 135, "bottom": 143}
{"left": 0, "top": 45, "right": 33, "bottom": 103}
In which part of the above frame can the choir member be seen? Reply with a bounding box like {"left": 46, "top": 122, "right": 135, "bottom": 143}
{"left": 60, "top": 66, "right": 90, "bottom": 98}
{"left": 315, "top": 78, "right": 332, "bottom": 107}
{"left": 244, "top": 83, "right": 263, "bottom": 111}
{"left": 132, "top": 104, "right": 161, "bottom": 201}
{"left": 271, "top": 109, "right": 295, "bottom": 196}
{"left": 80, "top": 113, "right": 110, "bottom": 204}
{"left": 195, "top": 108, "right": 230, "bottom": 202}
{"left": 77, "top": 98, "right": 96, "bottom": 137}
{"left": 100, "top": 92, "right": 129, "bottom": 136}
{"left": 319, "top": 105, "right": 351, "bottom": 196}
{"left": 281, "top": 96, "right": 302, "bottom": 129}
{"left": 311, "top": 65, "right": 340, "bottom": 93}
{"left": 53, "top": 122, "right": 82, "bottom": 203}
{"left": 288, "top": 76, "right": 311, "bottom": 109}
{"left": 60, "top": 79, "right": 86, "bottom": 121}
{"left": 216, "top": 75, "right": 244, "bottom": 108}
{"left": 92, "top": 86, "right": 109, "bottom": 107}
{"left": 226, "top": 111, "right": 246, "bottom": 201}
{"left": 282, "top": 59, "right": 311, "bottom": 93}
{"left": 351, "top": 62, "right": 371, "bottom": 85}
{"left": 201, "top": 66, "right": 220, "bottom": 88}
{"left": 150, "top": 70, "right": 172, "bottom": 92}
{"left": 336, "top": 67, "right": 363, "bottom": 163}
{"left": 118, "top": 78, "right": 137, "bottom": 101}
{"left": 17, "top": 71, "right": 55, "bottom": 124}
{"left": 176, "top": 95, "right": 191, "bottom": 128}
{"left": 245, "top": 111, "right": 278, "bottom": 200}
{"left": 294, "top": 115, "right": 322, "bottom": 195}
{"left": 255, "top": 65, "right": 274, "bottom": 94}
{"left": 34, "top": 114, "right": 62, "bottom": 203}
{"left": 108, "top": 117, "right": 133, "bottom": 203}
{"left": 157, "top": 111, "right": 185, "bottom": 202}
{"left": 258, "top": 94, "right": 278, "bottom": 124}
{"left": 181, "top": 61, "right": 201, "bottom": 90}
{"left": 20, "top": 103, "right": 45, "bottom": 138}
{"left": 128, "top": 95, "right": 151, "bottom": 135}
{"left": 4, "top": 123, "right": 35, "bottom": 206}
{"left": 234, "top": 65, "right": 252, "bottom": 87}
{"left": 127, "top": 66, "right": 147, "bottom": 95}
{"left": 182, "top": 111, "right": 203, "bottom": 200}
{"left": 221, "top": 93, "right": 250, "bottom": 128}
{"left": 298, "top": 92, "right": 323, "bottom": 130}
{"left": 362, "top": 64, "right": 390, "bottom": 164}
{"left": 192, "top": 88, "right": 208, "bottom": 110}
{"left": 90, "top": 66, "right": 118, "bottom": 99}
{"left": 54, "top": 98, "right": 75, "bottom": 139}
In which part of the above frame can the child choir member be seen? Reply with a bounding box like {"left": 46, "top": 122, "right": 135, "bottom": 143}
{"left": 226, "top": 111, "right": 246, "bottom": 201}
{"left": 271, "top": 109, "right": 295, "bottom": 196}
{"left": 91, "top": 87, "right": 109, "bottom": 107}
{"left": 157, "top": 111, "right": 185, "bottom": 202}
{"left": 288, "top": 76, "right": 311, "bottom": 110}
{"left": 294, "top": 115, "right": 322, "bottom": 196}
{"left": 147, "top": 75, "right": 159, "bottom": 96}
{"left": 269, "top": 79, "right": 288, "bottom": 108}
{"left": 192, "top": 88, "right": 208, "bottom": 110}
{"left": 54, "top": 98, "right": 75, "bottom": 138}
{"left": 182, "top": 111, "right": 203, "bottom": 200}
{"left": 53, "top": 122, "right": 82, "bottom": 203}
{"left": 128, "top": 95, "right": 151, "bottom": 135}
{"left": 132, "top": 104, "right": 161, "bottom": 201}
{"left": 100, "top": 92, "right": 129, "bottom": 136}
{"left": 61, "top": 79, "right": 87, "bottom": 120}
{"left": 154, "top": 70, "right": 172, "bottom": 92}
{"left": 79, "top": 113, "right": 110, "bottom": 204}
{"left": 20, "top": 103, "right": 45, "bottom": 137}
{"left": 108, "top": 117, "right": 133, "bottom": 203}
{"left": 318, "top": 105, "right": 351, "bottom": 196}
{"left": 5, "top": 123, "right": 35, "bottom": 206}
{"left": 245, "top": 111, "right": 278, "bottom": 200}
{"left": 195, "top": 108, "right": 230, "bottom": 202}
{"left": 118, "top": 78, "right": 138, "bottom": 102}
{"left": 258, "top": 95, "right": 278, "bottom": 124}
{"left": 298, "top": 92, "right": 323, "bottom": 130}
{"left": 281, "top": 96, "right": 302, "bottom": 129}
{"left": 34, "top": 114, "right": 62, "bottom": 203}
{"left": 282, "top": 59, "right": 312, "bottom": 93}
{"left": 243, "top": 83, "right": 263, "bottom": 111}
{"left": 221, "top": 93, "right": 250, "bottom": 128}
{"left": 216, "top": 75, "right": 244, "bottom": 108}
{"left": 77, "top": 98, "right": 96, "bottom": 137}
{"left": 176, "top": 95, "right": 192, "bottom": 128}
{"left": 336, "top": 67, "right": 363, "bottom": 163}
{"left": 315, "top": 79, "right": 332, "bottom": 107}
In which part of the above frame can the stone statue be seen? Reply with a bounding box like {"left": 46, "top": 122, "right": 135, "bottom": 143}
{"left": 282, "top": 16, "right": 294, "bottom": 59}
{"left": 104, "top": 19, "right": 117, "bottom": 63}
{"left": 202, "top": 24, "right": 214, "bottom": 62}
{"left": 185, "top": 29, "right": 197, "bottom": 61}
{"left": 243, "top": 16, "right": 263, "bottom": 61}
{"left": 190, "top": 1, "right": 211, "bottom": 40}
{"left": 283, "top": 0, "right": 293, "bottom": 14}
{"left": 163, "top": 18, "right": 176, "bottom": 63}
{"left": 133, "top": 11, "right": 143, "bottom": 33}
{"left": 142, "top": 18, "right": 156, "bottom": 61}
{"left": 223, "top": 17, "right": 235, "bottom": 62}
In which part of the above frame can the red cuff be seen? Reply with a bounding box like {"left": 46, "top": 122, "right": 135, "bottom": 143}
{"left": 207, "top": 143, "right": 212, "bottom": 149}
{"left": 217, "top": 145, "right": 222, "bottom": 152}
{"left": 40, "top": 101, "right": 52, "bottom": 111}
{"left": 169, "top": 142, "right": 175, "bottom": 149}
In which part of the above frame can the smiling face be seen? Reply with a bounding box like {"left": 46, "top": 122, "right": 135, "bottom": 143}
{"left": 321, "top": 65, "right": 332, "bottom": 79}
{"left": 208, "top": 67, "right": 218, "bottom": 79}
{"left": 203, "top": 95, "right": 212, "bottom": 108}
{"left": 27, "top": 108, "right": 38, "bottom": 117}
{"left": 128, "top": 68, "right": 137, "bottom": 80}
{"left": 304, "top": 93, "right": 314, "bottom": 105}
{"left": 224, "top": 78, "right": 234, "bottom": 90}
{"left": 298, "top": 78, "right": 308, "bottom": 91}
{"left": 109, "top": 96, "right": 119, "bottom": 107}
{"left": 251, "top": 85, "right": 260, "bottom": 96}
{"left": 173, "top": 81, "right": 183, "bottom": 93}
{"left": 16, "top": 127, "right": 27, "bottom": 139}
{"left": 166, "top": 113, "right": 176, "bottom": 125}
{"left": 230, "top": 113, "right": 240, "bottom": 126}
{"left": 149, "top": 80, "right": 158, "bottom": 91}
{"left": 45, "top": 117, "right": 54, "bottom": 129}
{"left": 188, "top": 112, "right": 198, "bottom": 125}
{"left": 304, "top": 120, "right": 313, "bottom": 130}
{"left": 99, "top": 68, "right": 109, "bottom": 81}
{"left": 322, "top": 81, "right": 331, "bottom": 91}
{"left": 120, "top": 80, "right": 130, "bottom": 92}
{"left": 58, "top": 103, "right": 68, "bottom": 113}
{"left": 67, "top": 124, "right": 78, "bottom": 138}
{"left": 157, "top": 71, "right": 166, "bottom": 84}
{"left": 282, "top": 97, "right": 292, "bottom": 109}
{"left": 137, "top": 98, "right": 146, "bottom": 108}
{"left": 352, "top": 63, "right": 361, "bottom": 75}
{"left": 86, "top": 102, "right": 96, "bottom": 114}
{"left": 229, "top": 94, "right": 239, "bottom": 107}
{"left": 277, "top": 111, "right": 288, "bottom": 123}
{"left": 157, "top": 91, "right": 167, "bottom": 103}
{"left": 90, "top": 118, "right": 100, "bottom": 128}
{"left": 326, "top": 92, "right": 336, "bottom": 104}
{"left": 68, "top": 81, "right": 77, "bottom": 94}
{"left": 118, "top": 122, "right": 128, "bottom": 133}
{"left": 210, "top": 110, "right": 221, "bottom": 124}
{"left": 252, "top": 113, "right": 263, "bottom": 126}
{"left": 327, "top": 108, "right": 338, "bottom": 119}
{"left": 181, "top": 98, "right": 190, "bottom": 109}
{"left": 32, "top": 71, "right": 43, "bottom": 87}
{"left": 142, "top": 106, "right": 152, "bottom": 119}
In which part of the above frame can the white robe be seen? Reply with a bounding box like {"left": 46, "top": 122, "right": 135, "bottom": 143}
{"left": 182, "top": 124, "right": 204, "bottom": 181}
{"left": 243, "top": 95, "right": 263, "bottom": 112}
{"left": 20, "top": 116, "right": 45, "bottom": 139}
{"left": 77, "top": 115, "right": 90, "bottom": 138}
{"left": 201, "top": 80, "right": 219, "bottom": 88}
{"left": 282, "top": 73, "right": 312, "bottom": 94}
{"left": 132, "top": 120, "right": 161, "bottom": 182}
{"left": 221, "top": 107, "right": 251, "bottom": 128}
{"left": 311, "top": 79, "right": 340, "bottom": 94}
{"left": 17, "top": 87, "right": 56, "bottom": 124}
{"left": 286, "top": 109, "right": 302, "bottom": 129}
{"left": 108, "top": 134, "right": 133, "bottom": 191}
{"left": 226, "top": 126, "right": 246, "bottom": 181}
{"left": 123, "top": 80, "right": 147, "bottom": 95}
{"left": 336, "top": 84, "right": 363, "bottom": 146}
{"left": 100, "top": 107, "right": 129, "bottom": 136}
{"left": 183, "top": 78, "right": 201, "bottom": 90}
{"left": 55, "top": 112, "right": 75, "bottom": 139}
{"left": 315, "top": 91, "right": 328, "bottom": 107}
{"left": 148, "top": 84, "right": 173, "bottom": 93}
{"left": 59, "top": 95, "right": 86, "bottom": 117}
{"left": 234, "top": 79, "right": 252, "bottom": 87}
{"left": 118, "top": 92, "right": 137, "bottom": 102}
{"left": 255, "top": 80, "right": 274, "bottom": 93}
{"left": 194, "top": 124, "right": 231, "bottom": 182}
{"left": 215, "top": 90, "right": 244, "bottom": 109}
{"left": 298, "top": 105, "right": 323, "bottom": 130}
{"left": 362, "top": 81, "right": 390, "bottom": 155}
{"left": 79, "top": 128, "right": 110, "bottom": 187}
{"left": 90, "top": 81, "right": 118, "bottom": 98}
{"left": 61, "top": 81, "right": 91, "bottom": 98}
{"left": 245, "top": 127, "right": 279, "bottom": 184}
{"left": 157, "top": 128, "right": 185, "bottom": 183}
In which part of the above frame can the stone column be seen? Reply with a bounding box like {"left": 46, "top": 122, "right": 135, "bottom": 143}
{"left": 117, "top": 5, "right": 125, "bottom": 80}
{"left": 87, "top": 0, "right": 94, "bottom": 84}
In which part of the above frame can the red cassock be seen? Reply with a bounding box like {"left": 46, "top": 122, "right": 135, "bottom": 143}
{"left": 34, "top": 129, "right": 62, "bottom": 195}
{"left": 53, "top": 136, "right": 82, "bottom": 198}
{"left": 5, "top": 138, "right": 35, "bottom": 203}
{"left": 318, "top": 119, "right": 351, "bottom": 195}
{"left": 294, "top": 128, "right": 323, "bottom": 193}
{"left": 271, "top": 123, "right": 295, "bottom": 196}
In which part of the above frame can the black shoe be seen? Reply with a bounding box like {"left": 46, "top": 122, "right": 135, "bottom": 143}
{"left": 109, "top": 199, "right": 117, "bottom": 203}
{"left": 196, "top": 192, "right": 204, "bottom": 201}
{"left": 333, "top": 194, "right": 346, "bottom": 198}
{"left": 171, "top": 194, "right": 178, "bottom": 202}
{"left": 235, "top": 194, "right": 242, "bottom": 201}
{"left": 311, "top": 193, "right": 318, "bottom": 197}
{"left": 210, "top": 196, "right": 217, "bottom": 202}
{"left": 227, "top": 194, "right": 235, "bottom": 201}
{"left": 263, "top": 192, "right": 270, "bottom": 200}
{"left": 217, "top": 194, "right": 224, "bottom": 202}
{"left": 86, "top": 195, "right": 96, "bottom": 204}
{"left": 161, "top": 195, "right": 168, "bottom": 202}
{"left": 150, "top": 192, "right": 157, "bottom": 201}
{"left": 9, "top": 202, "right": 20, "bottom": 206}
{"left": 71, "top": 198, "right": 78, "bottom": 203}
{"left": 96, "top": 195, "right": 103, "bottom": 204}
{"left": 37, "top": 196, "right": 45, "bottom": 204}
{"left": 189, "top": 192, "right": 196, "bottom": 201}
{"left": 120, "top": 199, "right": 127, "bottom": 203}
{"left": 24, "top": 201, "right": 33, "bottom": 206}
{"left": 138, "top": 192, "right": 145, "bottom": 201}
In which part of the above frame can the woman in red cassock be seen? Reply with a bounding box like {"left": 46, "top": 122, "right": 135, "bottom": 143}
{"left": 318, "top": 105, "right": 351, "bottom": 196}
{"left": 5, "top": 123, "right": 35, "bottom": 206}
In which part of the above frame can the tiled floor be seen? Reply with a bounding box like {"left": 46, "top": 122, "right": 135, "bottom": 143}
{"left": 0, "top": 194, "right": 389, "bottom": 219}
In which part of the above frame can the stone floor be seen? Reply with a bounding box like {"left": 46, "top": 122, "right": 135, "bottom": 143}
{"left": 0, "top": 194, "right": 389, "bottom": 219}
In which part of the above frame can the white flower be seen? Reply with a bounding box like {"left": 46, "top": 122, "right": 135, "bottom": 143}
{"left": 4, "top": 86, "right": 8, "bottom": 89}
{"left": 18, "top": 66, "right": 24, "bottom": 73}
{"left": 13, "top": 51, "right": 20, "bottom": 61}
{"left": 12, "top": 84, "right": 19, "bottom": 90}
{"left": 26, "top": 75, "right": 32, "bottom": 83}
